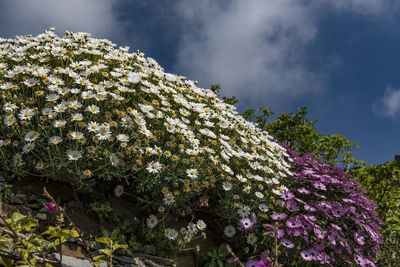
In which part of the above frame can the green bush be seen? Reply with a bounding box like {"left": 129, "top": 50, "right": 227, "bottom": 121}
{"left": 352, "top": 161, "right": 400, "bottom": 266}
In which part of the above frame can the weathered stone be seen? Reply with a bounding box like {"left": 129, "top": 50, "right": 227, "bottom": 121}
{"left": 35, "top": 213, "right": 47, "bottom": 220}
{"left": 53, "top": 253, "right": 94, "bottom": 267}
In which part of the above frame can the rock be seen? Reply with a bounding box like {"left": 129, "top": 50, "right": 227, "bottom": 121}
{"left": 53, "top": 253, "right": 95, "bottom": 267}
{"left": 176, "top": 251, "right": 196, "bottom": 267}
{"left": 9, "top": 195, "right": 24, "bottom": 205}
{"left": 61, "top": 243, "right": 87, "bottom": 259}
{"left": 113, "top": 255, "right": 135, "bottom": 264}
{"left": 35, "top": 213, "right": 47, "bottom": 220}
{"left": 66, "top": 200, "right": 84, "bottom": 209}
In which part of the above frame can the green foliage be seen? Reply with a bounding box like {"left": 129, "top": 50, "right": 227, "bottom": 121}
{"left": 89, "top": 201, "right": 117, "bottom": 224}
{"left": 352, "top": 161, "right": 400, "bottom": 266}
{"left": 0, "top": 183, "right": 13, "bottom": 202}
{"left": 93, "top": 229, "right": 128, "bottom": 267}
{"left": 0, "top": 211, "right": 74, "bottom": 266}
{"left": 240, "top": 102, "right": 399, "bottom": 265}
{"left": 204, "top": 244, "right": 235, "bottom": 267}
{"left": 243, "top": 106, "right": 361, "bottom": 167}
{"left": 0, "top": 211, "right": 131, "bottom": 267}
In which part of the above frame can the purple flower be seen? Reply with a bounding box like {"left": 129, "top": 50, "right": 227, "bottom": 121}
{"left": 280, "top": 239, "right": 295, "bottom": 248}
{"left": 280, "top": 190, "right": 294, "bottom": 200}
{"left": 238, "top": 217, "right": 254, "bottom": 232}
{"left": 354, "top": 255, "right": 375, "bottom": 267}
{"left": 226, "top": 257, "right": 239, "bottom": 264}
{"left": 272, "top": 148, "right": 382, "bottom": 266}
{"left": 317, "top": 252, "right": 331, "bottom": 264}
{"left": 44, "top": 202, "right": 57, "bottom": 213}
{"left": 297, "top": 187, "right": 310, "bottom": 194}
{"left": 354, "top": 232, "right": 365, "bottom": 246}
{"left": 271, "top": 213, "right": 287, "bottom": 220}
{"left": 300, "top": 249, "right": 317, "bottom": 262}
{"left": 285, "top": 199, "right": 299, "bottom": 211}
{"left": 255, "top": 259, "right": 270, "bottom": 267}
{"left": 245, "top": 260, "right": 259, "bottom": 267}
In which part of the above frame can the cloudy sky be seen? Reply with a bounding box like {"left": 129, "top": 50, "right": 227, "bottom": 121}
{"left": 0, "top": 0, "right": 399, "bottom": 164}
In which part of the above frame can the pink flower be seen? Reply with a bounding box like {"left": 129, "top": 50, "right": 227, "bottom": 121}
{"left": 44, "top": 202, "right": 57, "bottom": 213}
{"left": 271, "top": 213, "right": 287, "bottom": 220}
{"left": 238, "top": 217, "right": 254, "bottom": 232}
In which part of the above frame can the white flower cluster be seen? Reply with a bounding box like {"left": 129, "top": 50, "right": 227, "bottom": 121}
{"left": 0, "top": 29, "right": 293, "bottom": 246}
{"left": 0, "top": 29, "right": 291, "bottom": 189}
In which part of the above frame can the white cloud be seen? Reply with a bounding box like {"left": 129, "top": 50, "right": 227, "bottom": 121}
{"left": 174, "top": 0, "right": 320, "bottom": 108}
{"left": 174, "top": 0, "right": 398, "bottom": 108}
{"left": 373, "top": 88, "right": 400, "bottom": 118}
{"left": 0, "top": 0, "right": 117, "bottom": 38}
{"left": 0, "top": 0, "right": 397, "bottom": 110}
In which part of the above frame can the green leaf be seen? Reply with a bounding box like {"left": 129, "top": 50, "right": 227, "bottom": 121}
{"left": 99, "top": 248, "right": 113, "bottom": 257}
{"left": 95, "top": 237, "right": 110, "bottom": 245}
{"left": 0, "top": 256, "right": 14, "bottom": 267}
{"left": 9, "top": 212, "right": 26, "bottom": 223}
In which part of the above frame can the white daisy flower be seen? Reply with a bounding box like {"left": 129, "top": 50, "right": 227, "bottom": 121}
{"left": 46, "top": 94, "right": 59, "bottom": 102}
{"left": 146, "top": 214, "right": 158, "bottom": 229}
{"left": 186, "top": 168, "right": 198, "bottom": 179}
{"left": 116, "top": 134, "right": 130, "bottom": 143}
{"left": 18, "top": 108, "right": 35, "bottom": 120}
{"left": 3, "top": 102, "right": 17, "bottom": 111}
{"left": 255, "top": 191, "right": 264, "bottom": 199}
{"left": 222, "top": 181, "right": 233, "bottom": 191}
{"left": 164, "top": 228, "right": 178, "bottom": 240}
{"left": 146, "top": 161, "right": 162, "bottom": 174}
{"left": 259, "top": 203, "right": 269, "bottom": 212}
{"left": 70, "top": 131, "right": 85, "bottom": 141}
{"left": 96, "top": 126, "right": 111, "bottom": 141}
{"left": 114, "top": 185, "right": 124, "bottom": 197}
{"left": 49, "top": 136, "right": 63, "bottom": 145}
{"left": 71, "top": 113, "right": 83, "bottom": 121}
{"left": 237, "top": 205, "right": 251, "bottom": 217}
{"left": 109, "top": 153, "right": 120, "bottom": 167}
{"left": 53, "top": 103, "right": 67, "bottom": 113}
{"left": 246, "top": 233, "right": 258, "bottom": 245}
{"left": 87, "top": 121, "right": 100, "bottom": 132}
{"left": 66, "top": 150, "right": 82, "bottom": 161}
{"left": 224, "top": 225, "right": 236, "bottom": 238}
{"left": 24, "top": 131, "right": 40, "bottom": 142}
{"left": 22, "top": 143, "right": 35, "bottom": 154}
{"left": 86, "top": 104, "right": 100, "bottom": 114}
{"left": 196, "top": 220, "right": 207, "bottom": 231}
{"left": 53, "top": 120, "right": 67, "bottom": 128}
{"left": 163, "top": 193, "right": 175, "bottom": 206}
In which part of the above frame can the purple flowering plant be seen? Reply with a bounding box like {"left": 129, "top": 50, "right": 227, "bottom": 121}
{"left": 267, "top": 148, "right": 382, "bottom": 266}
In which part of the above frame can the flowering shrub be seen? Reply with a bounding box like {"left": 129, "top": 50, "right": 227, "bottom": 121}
{"left": 269, "top": 148, "right": 382, "bottom": 266}
{"left": 0, "top": 29, "right": 383, "bottom": 265}
{"left": 0, "top": 29, "right": 293, "bottom": 252}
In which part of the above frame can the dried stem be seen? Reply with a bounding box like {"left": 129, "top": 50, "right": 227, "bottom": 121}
{"left": 43, "top": 187, "right": 94, "bottom": 261}
{"left": 226, "top": 244, "right": 245, "bottom": 267}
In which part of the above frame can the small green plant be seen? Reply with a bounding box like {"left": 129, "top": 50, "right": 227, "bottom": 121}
{"left": 89, "top": 201, "right": 116, "bottom": 224}
{"left": 0, "top": 183, "right": 13, "bottom": 202}
{"left": 0, "top": 211, "right": 68, "bottom": 266}
{"left": 204, "top": 244, "right": 235, "bottom": 267}
{"left": 93, "top": 229, "right": 128, "bottom": 267}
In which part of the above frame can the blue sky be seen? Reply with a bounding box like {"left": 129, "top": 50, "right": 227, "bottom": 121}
{"left": 0, "top": 0, "right": 399, "bottom": 165}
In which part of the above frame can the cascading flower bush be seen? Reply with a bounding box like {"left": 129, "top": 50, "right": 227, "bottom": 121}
{"left": 0, "top": 29, "right": 292, "bottom": 251}
{"left": 0, "top": 29, "right": 383, "bottom": 263}
{"left": 268, "top": 148, "right": 382, "bottom": 266}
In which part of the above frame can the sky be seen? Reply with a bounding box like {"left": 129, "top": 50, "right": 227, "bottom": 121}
{"left": 0, "top": 0, "right": 399, "bottom": 165}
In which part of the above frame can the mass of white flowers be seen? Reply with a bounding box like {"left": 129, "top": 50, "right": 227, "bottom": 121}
{"left": 0, "top": 29, "right": 293, "bottom": 250}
